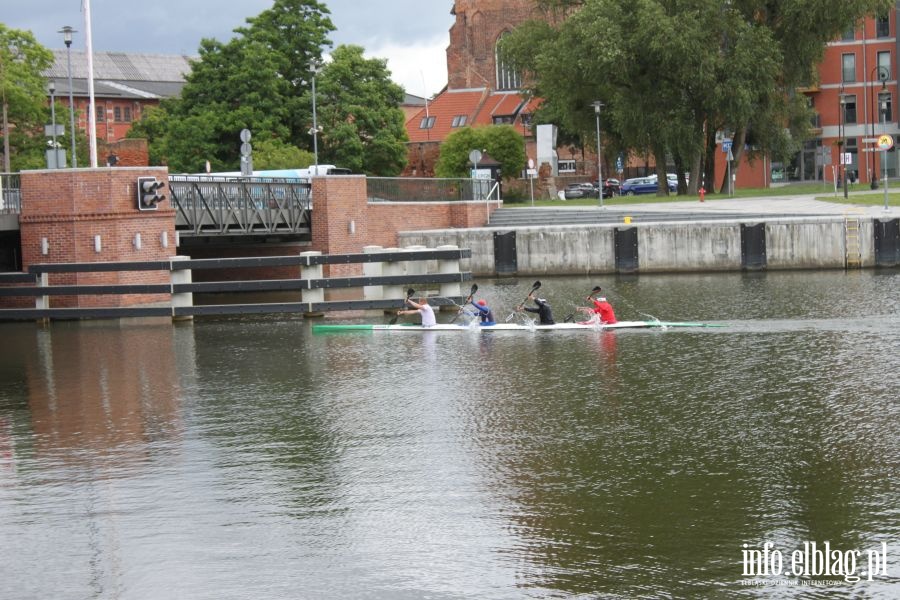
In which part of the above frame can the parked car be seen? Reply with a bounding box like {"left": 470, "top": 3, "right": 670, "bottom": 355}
{"left": 563, "top": 182, "right": 597, "bottom": 199}
{"left": 620, "top": 176, "right": 677, "bottom": 195}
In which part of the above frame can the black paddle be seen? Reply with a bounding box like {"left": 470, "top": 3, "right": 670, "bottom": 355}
{"left": 450, "top": 283, "right": 478, "bottom": 323}
{"left": 517, "top": 280, "right": 542, "bottom": 310}
{"left": 389, "top": 287, "right": 416, "bottom": 324}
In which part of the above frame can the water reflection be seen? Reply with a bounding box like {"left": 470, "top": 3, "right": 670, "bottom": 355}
{"left": 0, "top": 271, "right": 898, "bottom": 599}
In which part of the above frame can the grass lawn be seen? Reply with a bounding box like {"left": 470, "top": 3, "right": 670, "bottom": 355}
{"left": 505, "top": 181, "right": 900, "bottom": 208}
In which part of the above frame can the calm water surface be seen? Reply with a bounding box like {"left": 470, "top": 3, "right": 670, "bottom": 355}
{"left": 1, "top": 271, "right": 899, "bottom": 599}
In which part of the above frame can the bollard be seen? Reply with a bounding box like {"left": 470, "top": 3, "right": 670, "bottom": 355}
{"left": 624, "top": 216, "right": 632, "bottom": 224}
{"left": 699, "top": 186, "right": 706, "bottom": 202}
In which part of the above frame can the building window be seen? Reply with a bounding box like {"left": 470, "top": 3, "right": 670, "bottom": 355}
{"left": 876, "top": 15, "right": 890, "bottom": 38}
{"left": 520, "top": 113, "right": 533, "bottom": 127}
{"left": 558, "top": 159, "right": 576, "bottom": 173}
{"left": 124, "top": 107, "right": 132, "bottom": 122}
{"left": 114, "top": 107, "right": 121, "bottom": 122}
{"left": 451, "top": 115, "right": 467, "bottom": 128}
{"left": 877, "top": 51, "right": 891, "bottom": 81}
{"left": 841, "top": 27, "right": 855, "bottom": 41}
{"left": 495, "top": 32, "right": 521, "bottom": 91}
{"left": 842, "top": 53, "right": 856, "bottom": 83}
{"left": 492, "top": 115, "right": 515, "bottom": 125}
{"left": 419, "top": 116, "right": 435, "bottom": 129}
{"left": 96, "top": 107, "right": 105, "bottom": 122}
{"left": 843, "top": 94, "right": 857, "bottom": 124}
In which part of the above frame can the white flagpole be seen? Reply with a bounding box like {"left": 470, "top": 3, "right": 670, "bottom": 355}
{"left": 83, "top": 0, "right": 98, "bottom": 167}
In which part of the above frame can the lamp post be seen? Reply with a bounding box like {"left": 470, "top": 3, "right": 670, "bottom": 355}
{"left": 592, "top": 101, "right": 604, "bottom": 209}
{"left": 839, "top": 91, "right": 849, "bottom": 198}
{"left": 59, "top": 26, "right": 77, "bottom": 168}
{"left": 309, "top": 60, "right": 322, "bottom": 170}
{"left": 880, "top": 89, "right": 890, "bottom": 211}
{"left": 48, "top": 81, "right": 58, "bottom": 157}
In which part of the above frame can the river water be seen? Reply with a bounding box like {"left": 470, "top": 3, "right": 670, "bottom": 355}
{"left": 1, "top": 271, "right": 898, "bottom": 599}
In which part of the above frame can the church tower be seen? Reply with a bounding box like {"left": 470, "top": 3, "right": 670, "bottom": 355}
{"left": 447, "top": 0, "right": 541, "bottom": 91}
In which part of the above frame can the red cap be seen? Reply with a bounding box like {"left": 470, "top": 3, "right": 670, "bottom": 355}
{"left": 478, "top": 300, "right": 486, "bottom": 306}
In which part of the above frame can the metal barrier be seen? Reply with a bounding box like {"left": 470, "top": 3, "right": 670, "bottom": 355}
{"left": 0, "top": 247, "right": 472, "bottom": 321}
{"left": 367, "top": 177, "right": 497, "bottom": 202}
{"left": 168, "top": 175, "right": 312, "bottom": 236}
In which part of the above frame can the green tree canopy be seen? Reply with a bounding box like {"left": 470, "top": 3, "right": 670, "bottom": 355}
{"left": 435, "top": 125, "right": 527, "bottom": 179}
{"left": 501, "top": 0, "right": 893, "bottom": 194}
{"left": 128, "top": 0, "right": 408, "bottom": 175}
{"left": 0, "top": 24, "right": 54, "bottom": 171}
{"left": 311, "top": 45, "right": 408, "bottom": 175}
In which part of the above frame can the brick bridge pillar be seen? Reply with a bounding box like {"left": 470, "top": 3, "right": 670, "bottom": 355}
{"left": 19, "top": 167, "right": 176, "bottom": 307}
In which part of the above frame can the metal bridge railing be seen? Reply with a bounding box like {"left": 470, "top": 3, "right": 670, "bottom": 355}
{"left": 367, "top": 177, "right": 497, "bottom": 202}
{"left": 168, "top": 175, "right": 312, "bottom": 236}
{"left": 0, "top": 173, "right": 21, "bottom": 214}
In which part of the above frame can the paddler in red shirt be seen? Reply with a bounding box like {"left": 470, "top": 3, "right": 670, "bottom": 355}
{"left": 580, "top": 287, "right": 617, "bottom": 324}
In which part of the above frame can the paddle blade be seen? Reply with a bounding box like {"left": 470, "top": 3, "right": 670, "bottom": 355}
{"left": 406, "top": 288, "right": 415, "bottom": 299}
{"left": 389, "top": 313, "right": 399, "bottom": 325}
{"left": 532, "top": 280, "right": 541, "bottom": 292}
{"left": 591, "top": 286, "right": 602, "bottom": 293}
{"left": 470, "top": 283, "right": 478, "bottom": 295}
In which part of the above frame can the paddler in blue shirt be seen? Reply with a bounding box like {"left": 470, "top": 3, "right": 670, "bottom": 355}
{"left": 470, "top": 298, "right": 496, "bottom": 325}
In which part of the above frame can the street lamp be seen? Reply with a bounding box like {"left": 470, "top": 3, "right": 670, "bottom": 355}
{"left": 48, "top": 81, "right": 59, "bottom": 167}
{"left": 839, "top": 91, "right": 849, "bottom": 198}
{"left": 592, "top": 101, "right": 604, "bottom": 208}
{"left": 59, "top": 25, "right": 77, "bottom": 168}
{"left": 869, "top": 66, "right": 890, "bottom": 188}
{"left": 309, "top": 60, "right": 322, "bottom": 170}
{"left": 880, "top": 89, "right": 891, "bottom": 211}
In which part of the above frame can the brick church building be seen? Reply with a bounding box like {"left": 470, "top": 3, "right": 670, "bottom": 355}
{"left": 404, "top": 0, "right": 550, "bottom": 178}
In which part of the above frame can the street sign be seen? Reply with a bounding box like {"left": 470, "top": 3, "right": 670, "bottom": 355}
{"left": 722, "top": 139, "right": 733, "bottom": 153}
{"left": 840, "top": 152, "right": 853, "bottom": 165}
{"left": 877, "top": 134, "right": 894, "bottom": 151}
{"left": 240, "top": 128, "right": 252, "bottom": 143}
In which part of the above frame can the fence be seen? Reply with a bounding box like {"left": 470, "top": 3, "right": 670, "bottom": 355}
{"left": 0, "top": 246, "right": 472, "bottom": 321}
{"left": 367, "top": 177, "right": 499, "bottom": 202}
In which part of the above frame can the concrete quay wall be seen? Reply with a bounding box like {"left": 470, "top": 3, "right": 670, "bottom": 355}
{"left": 398, "top": 217, "right": 883, "bottom": 276}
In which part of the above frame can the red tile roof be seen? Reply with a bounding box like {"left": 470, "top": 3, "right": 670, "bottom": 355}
{"left": 405, "top": 88, "right": 536, "bottom": 144}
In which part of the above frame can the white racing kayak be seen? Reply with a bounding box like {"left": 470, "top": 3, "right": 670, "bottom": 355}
{"left": 313, "top": 320, "right": 725, "bottom": 333}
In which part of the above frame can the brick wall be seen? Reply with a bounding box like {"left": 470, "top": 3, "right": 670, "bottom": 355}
{"left": 448, "top": 0, "right": 541, "bottom": 90}
{"left": 17, "top": 167, "right": 175, "bottom": 308}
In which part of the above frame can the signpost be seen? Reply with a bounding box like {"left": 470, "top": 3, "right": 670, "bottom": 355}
{"left": 877, "top": 134, "right": 893, "bottom": 211}
{"left": 527, "top": 158, "right": 536, "bottom": 206}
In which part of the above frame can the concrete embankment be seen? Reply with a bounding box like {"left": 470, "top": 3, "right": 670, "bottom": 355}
{"left": 399, "top": 212, "right": 900, "bottom": 276}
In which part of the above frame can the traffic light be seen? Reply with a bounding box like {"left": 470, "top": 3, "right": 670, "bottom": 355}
{"left": 137, "top": 177, "right": 166, "bottom": 210}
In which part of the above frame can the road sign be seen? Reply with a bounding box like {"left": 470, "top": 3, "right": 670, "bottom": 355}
{"left": 877, "top": 134, "right": 894, "bottom": 151}
{"left": 840, "top": 152, "right": 853, "bottom": 165}
{"left": 240, "top": 128, "right": 252, "bottom": 143}
{"left": 722, "top": 139, "right": 732, "bottom": 153}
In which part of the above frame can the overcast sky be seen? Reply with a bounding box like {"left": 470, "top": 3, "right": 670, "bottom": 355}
{"left": 5, "top": 0, "right": 452, "bottom": 97}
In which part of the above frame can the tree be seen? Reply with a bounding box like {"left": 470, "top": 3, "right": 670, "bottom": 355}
{"left": 130, "top": 0, "right": 334, "bottom": 171}
{"left": 0, "top": 24, "right": 54, "bottom": 172}
{"left": 500, "top": 0, "right": 893, "bottom": 195}
{"left": 312, "top": 45, "right": 408, "bottom": 175}
{"left": 253, "top": 138, "right": 315, "bottom": 170}
{"left": 435, "top": 125, "right": 526, "bottom": 178}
